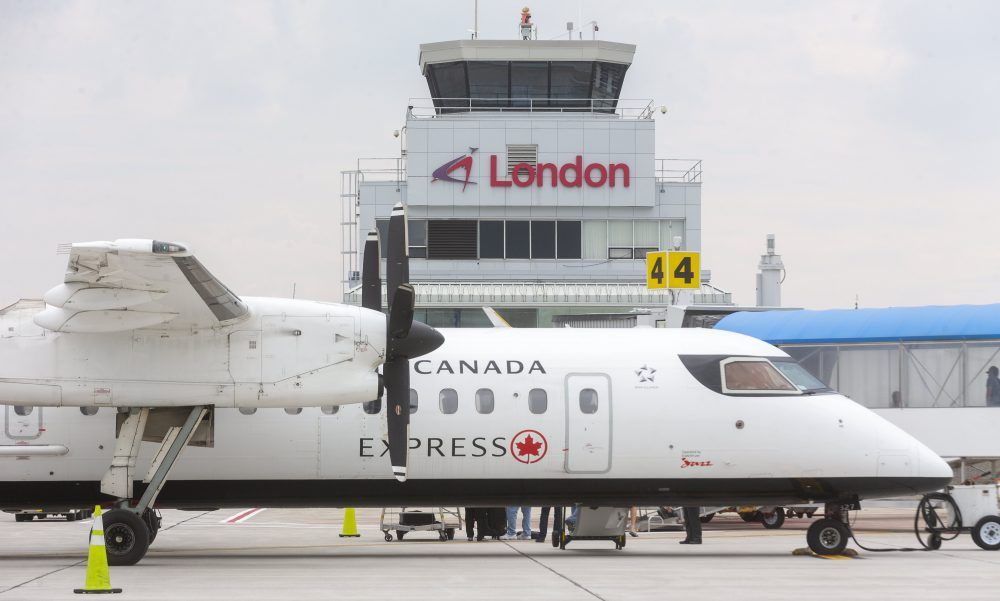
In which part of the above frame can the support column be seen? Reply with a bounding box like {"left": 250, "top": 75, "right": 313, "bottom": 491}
{"left": 134, "top": 406, "right": 208, "bottom": 514}
{"left": 100, "top": 408, "right": 149, "bottom": 499}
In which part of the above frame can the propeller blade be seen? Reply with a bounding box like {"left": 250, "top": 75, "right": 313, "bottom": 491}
{"left": 387, "top": 285, "right": 415, "bottom": 343}
{"left": 379, "top": 202, "right": 446, "bottom": 484}
{"left": 386, "top": 203, "right": 409, "bottom": 312}
{"left": 361, "top": 230, "right": 381, "bottom": 312}
{"left": 383, "top": 358, "right": 410, "bottom": 482}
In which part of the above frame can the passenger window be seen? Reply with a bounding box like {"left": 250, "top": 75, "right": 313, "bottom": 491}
{"left": 579, "top": 388, "right": 599, "bottom": 414}
{"left": 363, "top": 399, "right": 382, "bottom": 415}
{"left": 722, "top": 358, "right": 797, "bottom": 393}
{"left": 528, "top": 388, "right": 547, "bottom": 414}
{"left": 475, "top": 389, "right": 495, "bottom": 414}
{"left": 80, "top": 407, "right": 98, "bottom": 416}
{"left": 439, "top": 389, "right": 458, "bottom": 414}
{"left": 321, "top": 405, "right": 339, "bottom": 415}
{"left": 239, "top": 407, "right": 257, "bottom": 415}
{"left": 13, "top": 406, "right": 32, "bottom": 416}
{"left": 409, "top": 389, "right": 418, "bottom": 414}
{"left": 284, "top": 407, "right": 302, "bottom": 415}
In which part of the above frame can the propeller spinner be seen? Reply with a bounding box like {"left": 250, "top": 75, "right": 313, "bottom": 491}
{"left": 362, "top": 203, "right": 445, "bottom": 482}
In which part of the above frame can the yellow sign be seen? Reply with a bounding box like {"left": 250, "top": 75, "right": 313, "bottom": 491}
{"left": 667, "top": 252, "right": 700, "bottom": 288}
{"left": 645, "top": 251, "right": 667, "bottom": 289}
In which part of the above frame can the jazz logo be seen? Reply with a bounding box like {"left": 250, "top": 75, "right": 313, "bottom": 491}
{"left": 647, "top": 251, "right": 700, "bottom": 289}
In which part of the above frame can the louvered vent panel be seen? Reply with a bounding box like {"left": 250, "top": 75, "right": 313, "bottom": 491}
{"left": 427, "top": 220, "right": 478, "bottom": 259}
{"left": 507, "top": 144, "right": 538, "bottom": 176}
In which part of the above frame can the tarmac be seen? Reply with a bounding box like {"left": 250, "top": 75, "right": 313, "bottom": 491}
{"left": 1, "top": 507, "right": 999, "bottom": 601}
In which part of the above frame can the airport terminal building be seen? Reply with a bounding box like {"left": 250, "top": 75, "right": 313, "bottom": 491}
{"left": 341, "top": 38, "right": 732, "bottom": 327}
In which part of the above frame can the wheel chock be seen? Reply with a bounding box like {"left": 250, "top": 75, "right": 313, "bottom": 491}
{"left": 792, "top": 547, "right": 858, "bottom": 559}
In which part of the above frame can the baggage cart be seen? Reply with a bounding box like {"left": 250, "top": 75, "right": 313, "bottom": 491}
{"left": 554, "top": 506, "right": 629, "bottom": 550}
{"left": 379, "top": 507, "right": 462, "bottom": 542}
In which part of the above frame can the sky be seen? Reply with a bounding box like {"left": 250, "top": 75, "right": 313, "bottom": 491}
{"left": 1, "top": 0, "right": 998, "bottom": 310}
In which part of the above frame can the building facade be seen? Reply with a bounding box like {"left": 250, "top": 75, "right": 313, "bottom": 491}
{"left": 342, "top": 39, "right": 730, "bottom": 327}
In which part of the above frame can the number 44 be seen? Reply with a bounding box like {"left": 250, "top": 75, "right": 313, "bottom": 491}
{"left": 646, "top": 251, "right": 700, "bottom": 289}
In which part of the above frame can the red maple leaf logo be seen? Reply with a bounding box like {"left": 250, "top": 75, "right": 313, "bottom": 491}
{"left": 516, "top": 435, "right": 543, "bottom": 458}
{"left": 510, "top": 429, "right": 547, "bottom": 464}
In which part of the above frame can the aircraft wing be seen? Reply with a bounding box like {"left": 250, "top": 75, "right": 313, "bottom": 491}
{"left": 34, "top": 239, "right": 249, "bottom": 333}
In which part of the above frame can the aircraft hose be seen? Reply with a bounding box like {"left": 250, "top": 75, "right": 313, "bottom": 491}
{"left": 841, "top": 492, "right": 961, "bottom": 553}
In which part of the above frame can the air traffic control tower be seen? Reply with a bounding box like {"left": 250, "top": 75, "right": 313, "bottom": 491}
{"left": 342, "top": 36, "right": 732, "bottom": 327}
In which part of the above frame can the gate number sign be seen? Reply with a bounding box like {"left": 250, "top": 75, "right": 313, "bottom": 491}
{"left": 646, "top": 251, "right": 700, "bottom": 289}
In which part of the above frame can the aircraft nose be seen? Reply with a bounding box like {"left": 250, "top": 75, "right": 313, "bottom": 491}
{"left": 917, "top": 443, "right": 953, "bottom": 480}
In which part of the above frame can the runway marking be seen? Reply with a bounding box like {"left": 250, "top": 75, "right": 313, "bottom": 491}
{"left": 502, "top": 541, "right": 608, "bottom": 601}
{"left": 221, "top": 507, "right": 267, "bottom": 524}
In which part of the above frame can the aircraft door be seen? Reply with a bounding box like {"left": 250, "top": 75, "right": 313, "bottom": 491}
{"left": 4, "top": 405, "right": 42, "bottom": 439}
{"left": 564, "top": 374, "right": 612, "bottom": 473}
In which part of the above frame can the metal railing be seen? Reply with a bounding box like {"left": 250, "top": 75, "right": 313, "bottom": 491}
{"left": 344, "top": 281, "right": 729, "bottom": 308}
{"left": 408, "top": 98, "right": 655, "bottom": 119}
{"left": 656, "top": 159, "right": 702, "bottom": 183}
{"left": 340, "top": 157, "right": 408, "bottom": 293}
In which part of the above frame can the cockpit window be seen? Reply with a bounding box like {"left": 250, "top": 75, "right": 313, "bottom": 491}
{"left": 680, "top": 354, "right": 802, "bottom": 396}
{"left": 771, "top": 359, "right": 830, "bottom": 392}
{"left": 722, "top": 358, "right": 797, "bottom": 393}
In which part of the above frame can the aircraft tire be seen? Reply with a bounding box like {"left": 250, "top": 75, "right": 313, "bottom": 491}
{"left": 699, "top": 513, "right": 715, "bottom": 523}
{"left": 103, "top": 509, "right": 150, "bottom": 566}
{"left": 806, "top": 518, "right": 849, "bottom": 556}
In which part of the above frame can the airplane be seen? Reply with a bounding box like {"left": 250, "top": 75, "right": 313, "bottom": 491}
{"left": 0, "top": 204, "right": 953, "bottom": 564}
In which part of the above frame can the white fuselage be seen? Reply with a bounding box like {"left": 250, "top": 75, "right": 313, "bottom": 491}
{"left": 0, "top": 328, "right": 952, "bottom": 509}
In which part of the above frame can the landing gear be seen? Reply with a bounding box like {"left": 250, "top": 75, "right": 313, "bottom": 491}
{"left": 103, "top": 509, "right": 150, "bottom": 566}
{"left": 142, "top": 509, "right": 162, "bottom": 544}
{"left": 804, "top": 502, "right": 857, "bottom": 555}
{"left": 806, "top": 519, "right": 850, "bottom": 555}
{"left": 99, "top": 405, "right": 208, "bottom": 566}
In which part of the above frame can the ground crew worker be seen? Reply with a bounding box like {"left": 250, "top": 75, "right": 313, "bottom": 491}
{"left": 679, "top": 506, "right": 702, "bottom": 544}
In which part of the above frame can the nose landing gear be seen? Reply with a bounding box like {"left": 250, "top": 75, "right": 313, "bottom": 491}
{"left": 805, "top": 502, "right": 858, "bottom": 556}
{"left": 806, "top": 519, "right": 850, "bottom": 555}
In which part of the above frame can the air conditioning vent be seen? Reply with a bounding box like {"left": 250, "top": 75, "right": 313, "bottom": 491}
{"left": 507, "top": 144, "right": 538, "bottom": 176}
{"left": 427, "top": 220, "right": 478, "bottom": 259}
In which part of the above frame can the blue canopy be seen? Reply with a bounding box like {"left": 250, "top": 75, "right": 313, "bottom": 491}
{"left": 715, "top": 304, "right": 1000, "bottom": 345}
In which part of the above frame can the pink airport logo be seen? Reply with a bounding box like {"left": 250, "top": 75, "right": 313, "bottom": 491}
{"left": 431, "top": 148, "right": 477, "bottom": 192}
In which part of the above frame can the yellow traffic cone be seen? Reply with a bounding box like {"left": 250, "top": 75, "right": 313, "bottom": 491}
{"left": 74, "top": 506, "right": 122, "bottom": 595}
{"left": 339, "top": 507, "right": 360, "bottom": 537}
